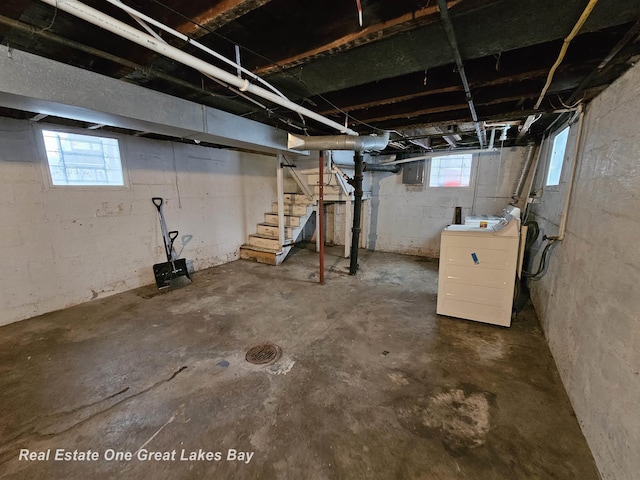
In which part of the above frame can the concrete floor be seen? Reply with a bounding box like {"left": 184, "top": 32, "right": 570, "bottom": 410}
{"left": 0, "top": 245, "right": 599, "bottom": 479}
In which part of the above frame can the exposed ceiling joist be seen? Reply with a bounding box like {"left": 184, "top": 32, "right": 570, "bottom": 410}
{"left": 255, "top": 0, "right": 462, "bottom": 76}
{"left": 175, "top": 0, "right": 273, "bottom": 39}
{"left": 0, "top": 0, "right": 638, "bottom": 151}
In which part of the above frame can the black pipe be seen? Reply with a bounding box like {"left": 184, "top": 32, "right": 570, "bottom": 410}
{"left": 436, "top": 0, "right": 485, "bottom": 148}
{"left": 363, "top": 162, "right": 401, "bottom": 173}
{"left": 349, "top": 152, "right": 364, "bottom": 275}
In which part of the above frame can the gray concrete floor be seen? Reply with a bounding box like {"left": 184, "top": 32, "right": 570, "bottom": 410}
{"left": 0, "top": 245, "right": 599, "bottom": 479}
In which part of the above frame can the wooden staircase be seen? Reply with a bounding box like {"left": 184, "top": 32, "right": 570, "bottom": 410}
{"left": 240, "top": 154, "right": 365, "bottom": 265}
{"left": 240, "top": 193, "right": 315, "bottom": 265}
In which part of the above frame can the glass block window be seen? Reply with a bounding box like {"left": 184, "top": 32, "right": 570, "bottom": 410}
{"left": 42, "top": 130, "right": 124, "bottom": 186}
{"left": 429, "top": 154, "right": 473, "bottom": 187}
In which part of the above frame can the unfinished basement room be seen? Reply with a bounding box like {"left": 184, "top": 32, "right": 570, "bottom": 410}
{"left": 1, "top": 0, "right": 639, "bottom": 479}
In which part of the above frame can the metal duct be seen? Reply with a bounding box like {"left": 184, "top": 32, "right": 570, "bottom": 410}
{"left": 364, "top": 163, "right": 401, "bottom": 173}
{"left": 512, "top": 143, "right": 537, "bottom": 201}
{"left": 288, "top": 132, "right": 390, "bottom": 152}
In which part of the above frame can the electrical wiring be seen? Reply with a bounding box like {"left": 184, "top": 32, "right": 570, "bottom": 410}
{"left": 523, "top": 238, "right": 557, "bottom": 280}
{"left": 534, "top": 0, "right": 600, "bottom": 109}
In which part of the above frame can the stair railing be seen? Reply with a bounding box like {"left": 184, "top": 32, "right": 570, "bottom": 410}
{"left": 282, "top": 155, "right": 314, "bottom": 200}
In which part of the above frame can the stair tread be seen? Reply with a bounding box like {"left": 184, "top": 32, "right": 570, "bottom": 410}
{"left": 240, "top": 244, "right": 280, "bottom": 254}
{"left": 249, "top": 233, "right": 293, "bottom": 241}
{"left": 268, "top": 211, "right": 306, "bottom": 218}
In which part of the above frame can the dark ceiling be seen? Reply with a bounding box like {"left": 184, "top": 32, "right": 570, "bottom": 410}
{"left": 1, "top": 0, "right": 640, "bottom": 152}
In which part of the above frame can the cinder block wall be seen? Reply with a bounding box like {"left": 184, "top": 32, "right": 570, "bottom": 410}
{"left": 529, "top": 61, "right": 640, "bottom": 480}
{"left": 365, "top": 147, "right": 529, "bottom": 256}
{"left": 0, "top": 118, "right": 277, "bottom": 326}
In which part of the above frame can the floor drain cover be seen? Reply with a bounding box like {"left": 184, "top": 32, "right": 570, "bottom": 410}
{"left": 246, "top": 343, "right": 282, "bottom": 365}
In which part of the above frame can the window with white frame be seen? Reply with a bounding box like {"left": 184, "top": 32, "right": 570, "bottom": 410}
{"left": 42, "top": 130, "right": 124, "bottom": 186}
{"left": 429, "top": 154, "right": 473, "bottom": 187}
{"left": 545, "top": 126, "right": 570, "bottom": 186}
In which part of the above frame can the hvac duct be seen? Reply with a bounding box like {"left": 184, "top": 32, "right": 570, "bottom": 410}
{"left": 511, "top": 143, "right": 537, "bottom": 202}
{"left": 288, "top": 132, "right": 390, "bottom": 152}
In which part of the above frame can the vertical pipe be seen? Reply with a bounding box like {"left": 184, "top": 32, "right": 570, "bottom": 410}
{"left": 436, "top": 0, "right": 484, "bottom": 148}
{"left": 349, "top": 151, "right": 364, "bottom": 275}
{"left": 553, "top": 106, "right": 585, "bottom": 241}
{"left": 318, "top": 151, "right": 325, "bottom": 284}
{"left": 344, "top": 196, "right": 352, "bottom": 258}
{"left": 276, "top": 155, "right": 285, "bottom": 250}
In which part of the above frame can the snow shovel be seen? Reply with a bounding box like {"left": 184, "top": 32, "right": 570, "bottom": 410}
{"left": 152, "top": 197, "right": 192, "bottom": 290}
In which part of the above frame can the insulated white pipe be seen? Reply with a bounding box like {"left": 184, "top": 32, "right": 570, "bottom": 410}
{"left": 488, "top": 129, "right": 496, "bottom": 149}
{"left": 380, "top": 147, "right": 498, "bottom": 165}
{"left": 104, "top": 0, "right": 289, "bottom": 101}
{"left": 39, "top": 0, "right": 357, "bottom": 136}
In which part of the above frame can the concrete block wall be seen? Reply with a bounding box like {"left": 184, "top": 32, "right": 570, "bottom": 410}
{"left": 0, "top": 117, "right": 277, "bottom": 326}
{"left": 528, "top": 62, "right": 640, "bottom": 480}
{"left": 364, "top": 147, "right": 529, "bottom": 257}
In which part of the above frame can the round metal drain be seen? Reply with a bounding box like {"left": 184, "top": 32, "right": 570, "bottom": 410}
{"left": 245, "top": 343, "right": 282, "bottom": 365}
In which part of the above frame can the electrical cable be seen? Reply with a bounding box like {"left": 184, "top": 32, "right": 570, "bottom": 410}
{"left": 534, "top": 0, "right": 600, "bottom": 109}
{"left": 523, "top": 220, "right": 539, "bottom": 250}
{"left": 522, "top": 237, "right": 557, "bottom": 279}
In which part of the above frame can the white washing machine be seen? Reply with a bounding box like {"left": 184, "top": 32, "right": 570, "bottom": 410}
{"left": 437, "top": 213, "right": 520, "bottom": 327}
{"left": 464, "top": 214, "right": 503, "bottom": 228}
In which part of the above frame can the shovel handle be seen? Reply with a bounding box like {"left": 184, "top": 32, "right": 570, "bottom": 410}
{"left": 152, "top": 197, "right": 163, "bottom": 210}
{"left": 167, "top": 231, "right": 179, "bottom": 260}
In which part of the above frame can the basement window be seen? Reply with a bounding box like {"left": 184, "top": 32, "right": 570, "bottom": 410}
{"left": 545, "top": 126, "right": 570, "bottom": 186}
{"left": 429, "top": 154, "right": 472, "bottom": 187}
{"left": 42, "top": 130, "right": 124, "bottom": 186}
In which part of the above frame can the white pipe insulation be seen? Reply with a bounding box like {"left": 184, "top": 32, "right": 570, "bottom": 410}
{"left": 38, "top": 0, "right": 358, "bottom": 136}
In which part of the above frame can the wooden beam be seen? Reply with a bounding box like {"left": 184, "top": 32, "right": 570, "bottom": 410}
{"left": 359, "top": 93, "right": 542, "bottom": 124}
{"left": 317, "top": 69, "right": 549, "bottom": 116}
{"left": 175, "top": 0, "right": 273, "bottom": 39}
{"left": 254, "top": 1, "right": 463, "bottom": 76}
{"left": 319, "top": 85, "right": 463, "bottom": 115}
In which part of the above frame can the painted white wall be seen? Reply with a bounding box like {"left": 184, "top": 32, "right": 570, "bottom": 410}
{"left": 363, "top": 147, "right": 530, "bottom": 256}
{"left": 0, "top": 117, "right": 277, "bottom": 326}
{"left": 528, "top": 61, "right": 640, "bottom": 480}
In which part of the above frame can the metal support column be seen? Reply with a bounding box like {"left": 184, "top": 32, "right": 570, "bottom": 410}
{"left": 318, "top": 151, "right": 325, "bottom": 284}
{"left": 344, "top": 195, "right": 352, "bottom": 258}
{"left": 349, "top": 151, "right": 364, "bottom": 275}
{"left": 276, "top": 155, "right": 285, "bottom": 251}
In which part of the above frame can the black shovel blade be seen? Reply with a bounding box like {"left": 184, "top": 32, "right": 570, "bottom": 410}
{"left": 153, "top": 258, "right": 190, "bottom": 289}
